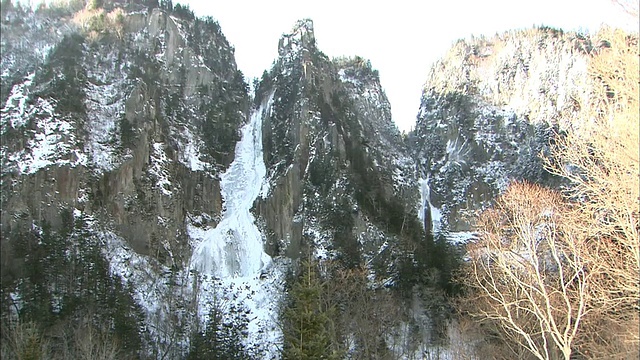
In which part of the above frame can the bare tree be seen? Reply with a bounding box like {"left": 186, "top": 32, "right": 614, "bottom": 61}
{"left": 73, "top": 317, "right": 121, "bottom": 360}
{"left": 2, "top": 319, "right": 51, "bottom": 360}
{"left": 460, "top": 182, "right": 595, "bottom": 360}
{"left": 546, "top": 26, "right": 639, "bottom": 358}
{"left": 459, "top": 26, "right": 639, "bottom": 360}
{"left": 611, "top": 0, "right": 639, "bottom": 17}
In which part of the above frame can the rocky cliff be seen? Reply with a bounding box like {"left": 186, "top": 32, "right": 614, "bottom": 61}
{"left": 255, "top": 19, "right": 420, "bottom": 273}
{"left": 1, "top": 2, "right": 250, "bottom": 357}
{"left": 1, "top": 1, "right": 247, "bottom": 265}
{"left": 410, "top": 27, "right": 592, "bottom": 234}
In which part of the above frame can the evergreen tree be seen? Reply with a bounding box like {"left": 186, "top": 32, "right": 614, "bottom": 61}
{"left": 2, "top": 211, "right": 144, "bottom": 358}
{"left": 188, "top": 291, "right": 251, "bottom": 359}
{"left": 281, "top": 259, "right": 340, "bottom": 360}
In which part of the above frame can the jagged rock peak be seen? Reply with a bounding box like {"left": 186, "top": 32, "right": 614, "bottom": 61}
{"left": 277, "top": 18, "right": 316, "bottom": 58}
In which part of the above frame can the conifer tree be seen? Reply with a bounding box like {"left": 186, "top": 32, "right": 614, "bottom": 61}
{"left": 282, "top": 259, "right": 339, "bottom": 360}
{"left": 188, "top": 288, "right": 251, "bottom": 359}
{"left": 2, "top": 212, "right": 144, "bottom": 358}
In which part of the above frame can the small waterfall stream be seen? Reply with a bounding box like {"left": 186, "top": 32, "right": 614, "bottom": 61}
{"left": 418, "top": 175, "right": 442, "bottom": 235}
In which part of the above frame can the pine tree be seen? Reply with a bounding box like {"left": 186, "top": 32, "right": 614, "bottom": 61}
{"left": 187, "top": 290, "right": 251, "bottom": 359}
{"left": 3, "top": 211, "right": 144, "bottom": 358}
{"left": 282, "top": 259, "right": 339, "bottom": 360}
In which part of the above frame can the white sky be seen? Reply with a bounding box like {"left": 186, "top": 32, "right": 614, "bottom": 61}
{"left": 182, "top": 0, "right": 633, "bottom": 133}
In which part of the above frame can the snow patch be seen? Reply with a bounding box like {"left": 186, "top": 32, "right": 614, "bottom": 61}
{"left": 1, "top": 72, "right": 35, "bottom": 130}
{"left": 3, "top": 94, "right": 84, "bottom": 174}
{"left": 149, "top": 142, "right": 173, "bottom": 196}
{"left": 447, "top": 231, "right": 478, "bottom": 244}
{"left": 84, "top": 78, "right": 126, "bottom": 172}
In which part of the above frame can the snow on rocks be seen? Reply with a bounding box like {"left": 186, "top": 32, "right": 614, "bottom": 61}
{"left": 177, "top": 125, "right": 206, "bottom": 172}
{"left": 84, "top": 79, "right": 125, "bottom": 172}
{"left": 1, "top": 76, "right": 85, "bottom": 174}
{"left": 1, "top": 72, "right": 35, "bottom": 130}
{"left": 417, "top": 177, "right": 443, "bottom": 234}
{"left": 149, "top": 142, "right": 173, "bottom": 197}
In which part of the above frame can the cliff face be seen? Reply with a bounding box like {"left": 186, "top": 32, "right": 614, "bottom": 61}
{"left": 255, "top": 20, "right": 420, "bottom": 275}
{"left": 410, "top": 27, "right": 591, "bottom": 234}
{"left": 1, "top": 4, "right": 252, "bottom": 356}
{"left": 1, "top": 4, "right": 247, "bottom": 265}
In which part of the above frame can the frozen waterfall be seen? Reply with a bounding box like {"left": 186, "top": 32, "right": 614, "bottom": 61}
{"left": 418, "top": 175, "right": 442, "bottom": 234}
{"left": 190, "top": 97, "right": 273, "bottom": 278}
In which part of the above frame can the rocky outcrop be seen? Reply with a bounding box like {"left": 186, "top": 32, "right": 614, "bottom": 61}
{"left": 410, "top": 27, "right": 591, "bottom": 232}
{"left": 255, "top": 20, "right": 421, "bottom": 274}
{"left": 0, "top": 5, "right": 247, "bottom": 266}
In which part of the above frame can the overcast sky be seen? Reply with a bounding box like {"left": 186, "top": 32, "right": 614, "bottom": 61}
{"left": 181, "top": 0, "right": 635, "bottom": 133}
